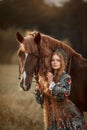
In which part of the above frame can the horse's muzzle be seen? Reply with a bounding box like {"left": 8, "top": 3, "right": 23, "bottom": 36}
{"left": 20, "top": 80, "right": 31, "bottom": 91}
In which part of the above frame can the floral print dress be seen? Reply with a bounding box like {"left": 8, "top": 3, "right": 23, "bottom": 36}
{"left": 35, "top": 71, "right": 87, "bottom": 130}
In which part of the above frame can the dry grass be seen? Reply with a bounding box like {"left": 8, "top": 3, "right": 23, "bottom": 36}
{"left": 0, "top": 65, "right": 87, "bottom": 130}
{"left": 0, "top": 65, "right": 44, "bottom": 130}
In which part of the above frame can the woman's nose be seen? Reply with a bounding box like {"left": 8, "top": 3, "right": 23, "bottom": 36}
{"left": 54, "top": 61, "right": 56, "bottom": 63}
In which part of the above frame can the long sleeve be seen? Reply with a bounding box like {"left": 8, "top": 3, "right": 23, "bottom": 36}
{"left": 35, "top": 89, "right": 44, "bottom": 108}
{"left": 34, "top": 83, "right": 44, "bottom": 108}
{"left": 51, "top": 72, "right": 72, "bottom": 101}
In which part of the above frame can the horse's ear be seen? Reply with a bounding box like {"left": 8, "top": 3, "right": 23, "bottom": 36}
{"left": 34, "top": 32, "right": 41, "bottom": 44}
{"left": 16, "top": 32, "right": 24, "bottom": 43}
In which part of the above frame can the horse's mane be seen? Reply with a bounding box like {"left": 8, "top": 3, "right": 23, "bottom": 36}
{"left": 41, "top": 33, "right": 83, "bottom": 59}
{"left": 25, "top": 31, "right": 83, "bottom": 59}
{"left": 20, "top": 31, "right": 86, "bottom": 74}
{"left": 35, "top": 32, "right": 85, "bottom": 73}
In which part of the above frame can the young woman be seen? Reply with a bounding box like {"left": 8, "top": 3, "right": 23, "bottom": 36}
{"left": 35, "top": 48, "right": 87, "bottom": 130}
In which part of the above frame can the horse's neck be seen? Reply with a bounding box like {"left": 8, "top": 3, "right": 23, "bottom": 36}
{"left": 44, "top": 35, "right": 61, "bottom": 50}
{"left": 42, "top": 34, "right": 75, "bottom": 58}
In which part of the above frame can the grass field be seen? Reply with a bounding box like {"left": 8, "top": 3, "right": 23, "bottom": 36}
{"left": 0, "top": 65, "right": 87, "bottom": 130}
{"left": 0, "top": 65, "right": 44, "bottom": 130}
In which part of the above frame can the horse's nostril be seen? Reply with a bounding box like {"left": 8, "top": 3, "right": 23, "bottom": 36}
{"left": 20, "top": 80, "right": 23, "bottom": 87}
{"left": 20, "top": 80, "right": 31, "bottom": 91}
{"left": 26, "top": 83, "right": 31, "bottom": 91}
{"left": 20, "top": 81, "right": 25, "bottom": 90}
{"left": 26, "top": 83, "right": 31, "bottom": 90}
{"left": 18, "top": 77, "right": 21, "bottom": 80}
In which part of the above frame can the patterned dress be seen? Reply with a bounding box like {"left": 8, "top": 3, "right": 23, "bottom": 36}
{"left": 35, "top": 71, "right": 87, "bottom": 130}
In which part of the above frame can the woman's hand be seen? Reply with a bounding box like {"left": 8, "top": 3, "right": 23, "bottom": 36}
{"left": 46, "top": 72, "right": 54, "bottom": 84}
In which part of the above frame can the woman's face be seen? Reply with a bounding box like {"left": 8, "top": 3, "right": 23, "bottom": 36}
{"left": 51, "top": 54, "right": 61, "bottom": 70}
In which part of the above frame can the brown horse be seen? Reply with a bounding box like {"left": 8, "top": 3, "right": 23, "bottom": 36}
{"left": 16, "top": 31, "right": 87, "bottom": 113}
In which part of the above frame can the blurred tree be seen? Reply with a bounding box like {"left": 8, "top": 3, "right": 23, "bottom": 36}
{"left": 59, "top": 0, "right": 87, "bottom": 56}
{"left": 0, "top": 0, "right": 87, "bottom": 63}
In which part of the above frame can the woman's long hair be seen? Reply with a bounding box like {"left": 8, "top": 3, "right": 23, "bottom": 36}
{"left": 51, "top": 51, "right": 66, "bottom": 83}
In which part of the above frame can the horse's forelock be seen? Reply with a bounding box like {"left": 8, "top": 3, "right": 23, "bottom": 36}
{"left": 23, "top": 35, "right": 38, "bottom": 54}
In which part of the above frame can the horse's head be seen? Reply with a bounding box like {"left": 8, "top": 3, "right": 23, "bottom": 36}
{"left": 16, "top": 31, "right": 72, "bottom": 91}
{"left": 16, "top": 31, "right": 41, "bottom": 91}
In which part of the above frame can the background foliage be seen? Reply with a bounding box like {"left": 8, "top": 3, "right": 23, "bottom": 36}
{"left": 0, "top": 0, "right": 87, "bottom": 63}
